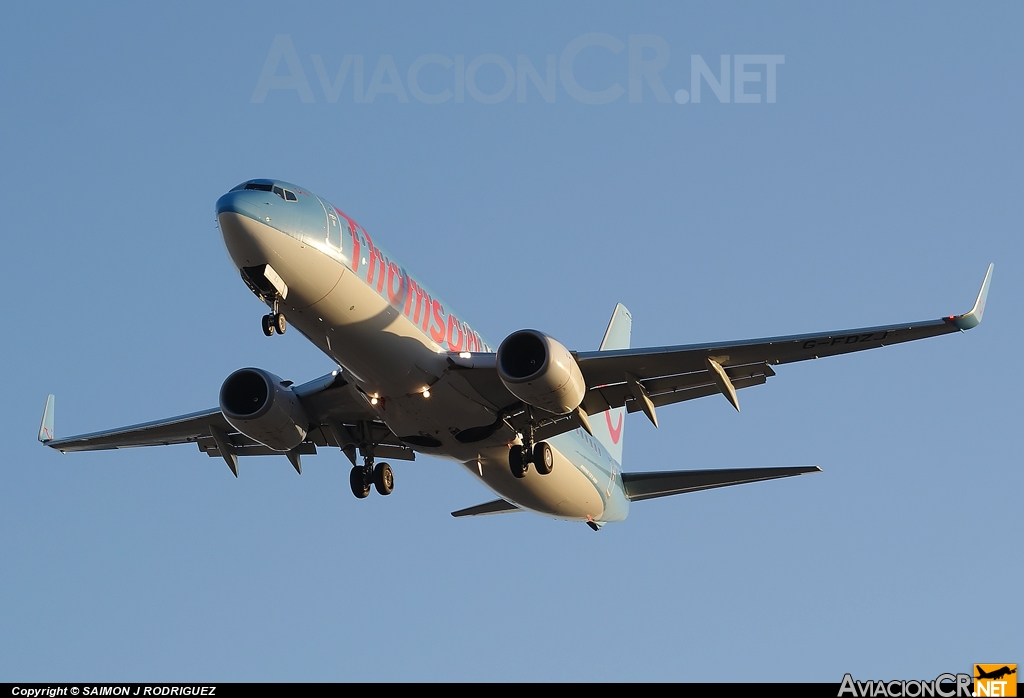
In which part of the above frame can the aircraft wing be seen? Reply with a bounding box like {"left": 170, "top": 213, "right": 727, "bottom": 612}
{"left": 449, "top": 264, "right": 992, "bottom": 435}
{"left": 39, "top": 371, "right": 405, "bottom": 473}
{"left": 576, "top": 263, "right": 991, "bottom": 419}
{"left": 44, "top": 406, "right": 232, "bottom": 452}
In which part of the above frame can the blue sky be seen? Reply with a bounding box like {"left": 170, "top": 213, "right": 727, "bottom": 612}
{"left": 2, "top": 2, "right": 1020, "bottom": 682}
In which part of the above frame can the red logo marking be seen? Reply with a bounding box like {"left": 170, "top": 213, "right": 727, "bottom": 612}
{"left": 605, "top": 411, "right": 622, "bottom": 444}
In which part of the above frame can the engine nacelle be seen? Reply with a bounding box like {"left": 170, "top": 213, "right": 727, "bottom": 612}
{"left": 496, "top": 330, "right": 586, "bottom": 415}
{"left": 219, "top": 368, "right": 310, "bottom": 452}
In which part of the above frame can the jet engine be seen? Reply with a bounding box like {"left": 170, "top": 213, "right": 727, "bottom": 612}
{"left": 219, "top": 368, "right": 310, "bottom": 451}
{"left": 496, "top": 330, "right": 586, "bottom": 415}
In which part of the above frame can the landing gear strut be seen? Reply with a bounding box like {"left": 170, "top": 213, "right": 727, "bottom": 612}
{"left": 349, "top": 455, "right": 394, "bottom": 498}
{"left": 508, "top": 409, "right": 554, "bottom": 478}
{"left": 261, "top": 297, "right": 286, "bottom": 337}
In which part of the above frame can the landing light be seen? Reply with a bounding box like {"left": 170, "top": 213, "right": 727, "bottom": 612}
{"left": 422, "top": 389, "right": 431, "bottom": 398}
{"left": 370, "top": 395, "right": 379, "bottom": 406}
{"left": 458, "top": 352, "right": 472, "bottom": 359}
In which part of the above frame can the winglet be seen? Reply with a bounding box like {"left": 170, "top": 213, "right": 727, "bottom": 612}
{"left": 38, "top": 394, "right": 55, "bottom": 443}
{"left": 950, "top": 263, "right": 993, "bottom": 331}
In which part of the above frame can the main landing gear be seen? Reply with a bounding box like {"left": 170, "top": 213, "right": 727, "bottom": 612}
{"left": 261, "top": 297, "right": 287, "bottom": 337}
{"left": 349, "top": 456, "right": 394, "bottom": 498}
{"left": 509, "top": 441, "right": 554, "bottom": 479}
{"left": 509, "top": 408, "right": 554, "bottom": 479}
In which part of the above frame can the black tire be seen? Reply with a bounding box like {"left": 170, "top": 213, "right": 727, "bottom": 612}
{"left": 373, "top": 462, "right": 394, "bottom": 496}
{"left": 261, "top": 314, "right": 275, "bottom": 336}
{"left": 274, "top": 312, "right": 287, "bottom": 335}
{"left": 534, "top": 442, "right": 554, "bottom": 475}
{"left": 349, "top": 467, "right": 370, "bottom": 499}
{"left": 509, "top": 445, "right": 528, "bottom": 479}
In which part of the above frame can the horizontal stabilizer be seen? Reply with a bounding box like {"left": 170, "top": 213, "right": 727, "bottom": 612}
{"left": 451, "top": 498, "right": 521, "bottom": 518}
{"left": 622, "top": 465, "right": 821, "bottom": 502}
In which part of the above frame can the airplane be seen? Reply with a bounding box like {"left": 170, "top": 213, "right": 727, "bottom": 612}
{"left": 975, "top": 666, "right": 1016, "bottom": 681}
{"left": 37, "top": 179, "right": 994, "bottom": 530}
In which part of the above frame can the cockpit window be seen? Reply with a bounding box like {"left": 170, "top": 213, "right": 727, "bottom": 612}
{"left": 236, "top": 181, "right": 296, "bottom": 200}
{"left": 270, "top": 185, "right": 298, "bottom": 201}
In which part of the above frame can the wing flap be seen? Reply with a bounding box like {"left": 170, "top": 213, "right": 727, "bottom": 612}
{"left": 200, "top": 441, "right": 319, "bottom": 458}
{"left": 583, "top": 362, "right": 775, "bottom": 414}
{"left": 622, "top": 465, "right": 821, "bottom": 501}
{"left": 628, "top": 374, "right": 768, "bottom": 413}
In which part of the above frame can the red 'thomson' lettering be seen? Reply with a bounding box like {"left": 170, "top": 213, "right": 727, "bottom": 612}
{"left": 338, "top": 212, "right": 489, "bottom": 351}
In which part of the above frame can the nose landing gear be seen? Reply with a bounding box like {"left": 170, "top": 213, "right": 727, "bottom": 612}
{"left": 261, "top": 298, "right": 287, "bottom": 337}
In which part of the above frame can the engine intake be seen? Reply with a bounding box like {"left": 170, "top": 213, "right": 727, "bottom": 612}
{"left": 219, "top": 368, "right": 309, "bottom": 451}
{"left": 496, "top": 330, "right": 586, "bottom": 415}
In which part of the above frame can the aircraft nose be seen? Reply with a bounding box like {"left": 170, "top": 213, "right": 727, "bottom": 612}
{"left": 216, "top": 189, "right": 276, "bottom": 271}
{"left": 215, "top": 190, "right": 263, "bottom": 221}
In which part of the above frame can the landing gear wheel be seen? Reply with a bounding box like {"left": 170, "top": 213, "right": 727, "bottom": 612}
{"left": 261, "top": 314, "right": 275, "bottom": 337}
{"left": 274, "top": 312, "right": 287, "bottom": 335}
{"left": 509, "top": 445, "right": 529, "bottom": 479}
{"left": 349, "top": 466, "right": 370, "bottom": 499}
{"left": 534, "top": 442, "right": 554, "bottom": 475}
{"left": 373, "top": 462, "right": 394, "bottom": 495}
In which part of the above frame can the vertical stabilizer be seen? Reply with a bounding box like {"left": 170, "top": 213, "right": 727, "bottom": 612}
{"left": 591, "top": 304, "right": 631, "bottom": 464}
